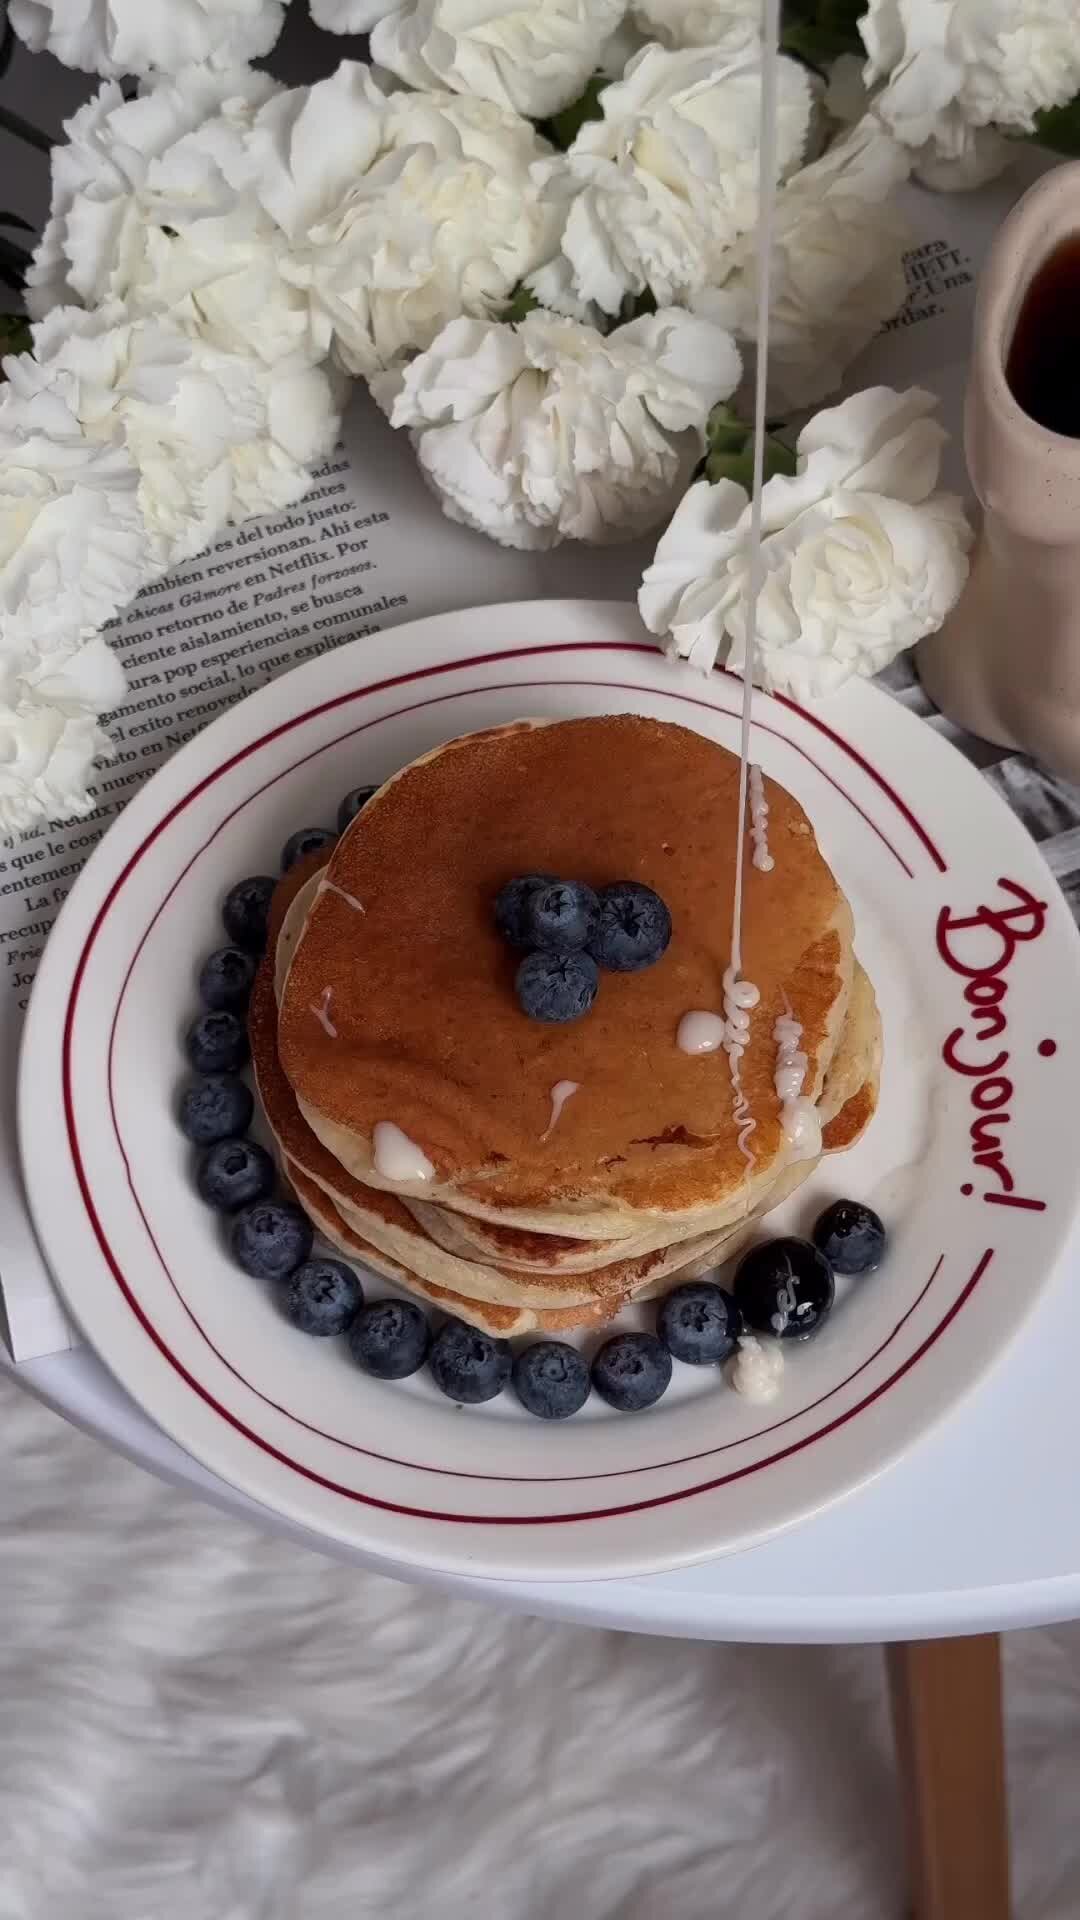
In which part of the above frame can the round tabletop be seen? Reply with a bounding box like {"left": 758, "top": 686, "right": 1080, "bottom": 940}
{"left": 6, "top": 1214, "right": 1079, "bottom": 1644}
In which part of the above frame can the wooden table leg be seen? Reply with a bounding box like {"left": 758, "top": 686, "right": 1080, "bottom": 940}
{"left": 886, "top": 1634, "right": 1011, "bottom": 1920}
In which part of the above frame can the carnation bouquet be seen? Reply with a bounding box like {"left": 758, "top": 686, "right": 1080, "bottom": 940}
{"left": 0, "top": 0, "right": 1075, "bottom": 833}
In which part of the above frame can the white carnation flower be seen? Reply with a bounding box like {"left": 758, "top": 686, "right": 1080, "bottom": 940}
{"left": 375, "top": 306, "right": 741, "bottom": 550}
{"left": 370, "top": 0, "right": 627, "bottom": 119}
{"left": 0, "top": 378, "right": 151, "bottom": 832}
{"left": 530, "top": 42, "right": 812, "bottom": 318}
{"left": 639, "top": 386, "right": 973, "bottom": 699}
{"left": 120, "top": 211, "right": 323, "bottom": 367}
{"left": 696, "top": 117, "right": 913, "bottom": 412}
{"left": 826, "top": 47, "right": 1011, "bottom": 192}
{"left": 0, "top": 651, "right": 127, "bottom": 837}
{"left": 0, "top": 380, "right": 151, "bottom": 656}
{"left": 8, "top": 305, "right": 340, "bottom": 572}
{"left": 861, "top": 0, "right": 1080, "bottom": 159}
{"left": 24, "top": 69, "right": 310, "bottom": 363}
{"left": 10, "top": 0, "right": 284, "bottom": 77}
{"left": 629, "top": 0, "right": 761, "bottom": 50}
{"left": 223, "top": 62, "right": 563, "bottom": 377}
{"left": 310, "top": 0, "right": 399, "bottom": 25}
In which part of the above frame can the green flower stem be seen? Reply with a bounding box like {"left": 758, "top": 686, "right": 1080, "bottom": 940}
{"left": 703, "top": 405, "right": 798, "bottom": 491}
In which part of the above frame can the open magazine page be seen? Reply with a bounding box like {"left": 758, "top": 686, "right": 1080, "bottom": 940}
{"left": 0, "top": 153, "right": 1066, "bottom": 1359}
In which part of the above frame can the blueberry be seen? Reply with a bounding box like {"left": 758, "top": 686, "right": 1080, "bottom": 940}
{"left": 338, "top": 785, "right": 378, "bottom": 832}
{"left": 196, "top": 1139, "right": 275, "bottom": 1212}
{"left": 198, "top": 946, "right": 256, "bottom": 1015}
{"left": 589, "top": 882, "right": 671, "bottom": 973}
{"left": 222, "top": 876, "right": 276, "bottom": 956}
{"left": 429, "top": 1318, "right": 512, "bottom": 1404}
{"left": 282, "top": 826, "right": 337, "bottom": 872}
{"left": 493, "top": 873, "right": 556, "bottom": 948}
{"left": 515, "top": 947, "right": 599, "bottom": 1024}
{"left": 657, "top": 1282, "right": 742, "bottom": 1366}
{"left": 524, "top": 880, "right": 600, "bottom": 953}
{"left": 230, "top": 1202, "right": 313, "bottom": 1281}
{"left": 185, "top": 1010, "right": 249, "bottom": 1075}
{"left": 591, "top": 1332, "right": 672, "bottom": 1411}
{"left": 733, "top": 1237, "right": 835, "bottom": 1341}
{"left": 284, "top": 1259, "right": 363, "bottom": 1336}
{"left": 812, "top": 1200, "right": 887, "bottom": 1275}
{"left": 349, "top": 1298, "right": 431, "bottom": 1379}
{"left": 178, "top": 1075, "right": 254, "bottom": 1146}
{"left": 512, "top": 1341, "right": 590, "bottom": 1419}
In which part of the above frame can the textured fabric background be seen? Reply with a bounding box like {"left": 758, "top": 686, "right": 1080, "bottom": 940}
{"left": 3, "top": 1365, "right": 1080, "bottom": 1920}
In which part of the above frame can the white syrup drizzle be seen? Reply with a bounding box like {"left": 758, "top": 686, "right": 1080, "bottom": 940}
{"left": 772, "top": 997, "right": 823, "bottom": 1160}
{"left": 372, "top": 1121, "right": 435, "bottom": 1184}
{"left": 770, "top": 1276, "right": 799, "bottom": 1335}
{"left": 318, "top": 877, "right": 365, "bottom": 913}
{"left": 310, "top": 986, "right": 338, "bottom": 1038}
{"left": 721, "top": 0, "right": 782, "bottom": 1166}
{"left": 540, "top": 1079, "right": 580, "bottom": 1141}
{"left": 748, "top": 764, "right": 774, "bottom": 872}
{"left": 730, "top": 1334, "right": 784, "bottom": 1403}
{"left": 722, "top": 967, "right": 760, "bottom": 1163}
{"left": 677, "top": 1011, "right": 726, "bottom": 1055}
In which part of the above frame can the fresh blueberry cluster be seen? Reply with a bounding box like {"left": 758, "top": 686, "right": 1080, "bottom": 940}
{"left": 494, "top": 874, "right": 672, "bottom": 1023}
{"left": 578, "top": 1200, "right": 888, "bottom": 1412}
{"left": 176, "top": 783, "right": 384, "bottom": 1338}
{"left": 353, "top": 1192, "right": 887, "bottom": 1417}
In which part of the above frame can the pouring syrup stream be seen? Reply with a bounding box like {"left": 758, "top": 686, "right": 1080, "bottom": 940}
{"left": 721, "top": 0, "right": 781, "bottom": 1160}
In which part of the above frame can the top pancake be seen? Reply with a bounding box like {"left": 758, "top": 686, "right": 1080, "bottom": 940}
{"left": 278, "top": 716, "right": 854, "bottom": 1236}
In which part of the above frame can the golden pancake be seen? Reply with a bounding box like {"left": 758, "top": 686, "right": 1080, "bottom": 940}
{"left": 279, "top": 716, "right": 854, "bottom": 1238}
{"left": 408, "top": 964, "right": 879, "bottom": 1269}
{"left": 284, "top": 1161, "right": 623, "bottom": 1337}
{"left": 253, "top": 953, "right": 745, "bottom": 1312}
{"left": 821, "top": 964, "right": 881, "bottom": 1151}
{"left": 255, "top": 863, "right": 878, "bottom": 1317}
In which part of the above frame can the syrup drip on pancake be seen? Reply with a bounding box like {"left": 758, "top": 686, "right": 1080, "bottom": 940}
{"left": 748, "top": 765, "right": 774, "bottom": 873}
{"left": 373, "top": 1121, "right": 435, "bottom": 1184}
{"left": 540, "top": 1080, "right": 580, "bottom": 1142}
{"left": 721, "top": 970, "right": 760, "bottom": 1163}
{"left": 318, "top": 877, "right": 365, "bottom": 913}
{"left": 773, "top": 1000, "right": 822, "bottom": 1160}
{"left": 310, "top": 986, "right": 338, "bottom": 1038}
{"left": 722, "top": 0, "right": 782, "bottom": 1160}
{"left": 676, "top": 1010, "right": 725, "bottom": 1055}
{"left": 731, "top": 1333, "right": 784, "bottom": 1402}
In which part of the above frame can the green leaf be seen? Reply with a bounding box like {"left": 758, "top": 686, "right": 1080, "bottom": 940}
{"left": 0, "top": 314, "right": 32, "bottom": 371}
{"left": 615, "top": 286, "right": 657, "bottom": 325}
{"left": 817, "top": 0, "right": 867, "bottom": 46}
{"left": 1032, "top": 97, "right": 1080, "bottom": 157}
{"left": 542, "top": 75, "right": 606, "bottom": 151}
{"left": 780, "top": 0, "right": 864, "bottom": 69}
{"left": 703, "top": 405, "right": 798, "bottom": 490}
{"left": 501, "top": 283, "right": 539, "bottom": 324}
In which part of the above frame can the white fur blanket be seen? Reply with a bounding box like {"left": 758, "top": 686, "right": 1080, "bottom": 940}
{"left": 1, "top": 1369, "right": 1078, "bottom": 1919}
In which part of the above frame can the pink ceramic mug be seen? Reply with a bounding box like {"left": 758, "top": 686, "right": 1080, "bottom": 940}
{"left": 918, "top": 161, "right": 1080, "bottom": 780}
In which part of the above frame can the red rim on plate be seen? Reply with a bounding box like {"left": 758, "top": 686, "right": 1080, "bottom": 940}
{"left": 20, "top": 606, "right": 1080, "bottom": 1580}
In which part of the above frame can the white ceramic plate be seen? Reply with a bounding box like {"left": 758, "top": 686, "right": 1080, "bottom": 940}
{"left": 19, "top": 600, "right": 1080, "bottom": 1582}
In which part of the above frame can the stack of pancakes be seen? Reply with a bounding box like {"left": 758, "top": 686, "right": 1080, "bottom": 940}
{"left": 250, "top": 716, "right": 882, "bottom": 1336}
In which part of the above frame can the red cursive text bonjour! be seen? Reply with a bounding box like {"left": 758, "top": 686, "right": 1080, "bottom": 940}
{"left": 937, "top": 878, "right": 1048, "bottom": 1212}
